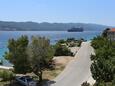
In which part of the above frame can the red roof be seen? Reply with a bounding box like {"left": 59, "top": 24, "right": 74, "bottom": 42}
{"left": 109, "top": 28, "right": 115, "bottom": 32}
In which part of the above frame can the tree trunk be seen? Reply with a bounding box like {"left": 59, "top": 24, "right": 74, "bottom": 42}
{"left": 33, "top": 66, "right": 43, "bottom": 83}
{"left": 39, "top": 71, "right": 43, "bottom": 82}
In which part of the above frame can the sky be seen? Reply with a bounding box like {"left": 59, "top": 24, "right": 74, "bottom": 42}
{"left": 0, "top": 0, "right": 115, "bottom": 26}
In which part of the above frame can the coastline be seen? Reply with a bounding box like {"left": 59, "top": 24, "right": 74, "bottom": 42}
{"left": 0, "top": 31, "right": 101, "bottom": 67}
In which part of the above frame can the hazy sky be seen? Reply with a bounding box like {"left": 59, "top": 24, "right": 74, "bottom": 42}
{"left": 0, "top": 0, "right": 115, "bottom": 26}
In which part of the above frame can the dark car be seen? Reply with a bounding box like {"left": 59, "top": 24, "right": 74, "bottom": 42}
{"left": 16, "top": 76, "right": 37, "bottom": 86}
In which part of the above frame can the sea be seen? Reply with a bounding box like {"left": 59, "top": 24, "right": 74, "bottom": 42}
{"left": 0, "top": 31, "right": 101, "bottom": 66}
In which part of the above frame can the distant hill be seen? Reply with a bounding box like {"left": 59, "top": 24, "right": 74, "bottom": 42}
{"left": 0, "top": 21, "right": 111, "bottom": 31}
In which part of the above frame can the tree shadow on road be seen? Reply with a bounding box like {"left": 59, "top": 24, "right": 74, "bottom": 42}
{"left": 42, "top": 79, "right": 56, "bottom": 86}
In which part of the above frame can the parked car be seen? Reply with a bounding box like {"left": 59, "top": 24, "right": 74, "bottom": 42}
{"left": 16, "top": 76, "right": 37, "bottom": 86}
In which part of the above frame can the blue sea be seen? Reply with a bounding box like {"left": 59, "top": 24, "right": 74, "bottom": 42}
{"left": 0, "top": 31, "right": 101, "bottom": 66}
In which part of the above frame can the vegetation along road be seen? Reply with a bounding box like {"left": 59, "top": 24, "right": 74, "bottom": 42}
{"left": 49, "top": 42, "right": 95, "bottom": 86}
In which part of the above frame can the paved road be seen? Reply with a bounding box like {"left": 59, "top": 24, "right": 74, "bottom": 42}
{"left": 48, "top": 42, "right": 95, "bottom": 86}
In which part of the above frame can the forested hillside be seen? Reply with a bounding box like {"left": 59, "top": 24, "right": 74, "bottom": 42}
{"left": 0, "top": 21, "right": 109, "bottom": 31}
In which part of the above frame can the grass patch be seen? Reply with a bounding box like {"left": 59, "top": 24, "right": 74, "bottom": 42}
{"left": 43, "top": 65, "right": 65, "bottom": 80}
{"left": 0, "top": 81, "right": 10, "bottom": 86}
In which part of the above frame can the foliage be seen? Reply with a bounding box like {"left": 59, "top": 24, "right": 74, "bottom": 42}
{"left": 91, "top": 59, "right": 114, "bottom": 82}
{"left": 0, "top": 70, "right": 15, "bottom": 81}
{"left": 90, "top": 54, "right": 96, "bottom": 61}
{"left": 58, "top": 39, "right": 66, "bottom": 44}
{"left": 66, "top": 38, "right": 76, "bottom": 42}
{"left": 57, "top": 38, "right": 84, "bottom": 47}
{"left": 91, "top": 36, "right": 108, "bottom": 49}
{"left": 81, "top": 81, "right": 90, "bottom": 86}
{"left": 0, "top": 59, "right": 3, "bottom": 65}
{"left": 66, "top": 38, "right": 77, "bottom": 47}
{"left": 77, "top": 40, "right": 82, "bottom": 47}
{"left": 91, "top": 36, "right": 115, "bottom": 85}
{"left": 27, "top": 36, "right": 54, "bottom": 82}
{"left": 94, "top": 81, "right": 115, "bottom": 86}
{"left": 4, "top": 36, "right": 31, "bottom": 74}
{"left": 102, "top": 28, "right": 110, "bottom": 38}
{"left": 5, "top": 35, "right": 55, "bottom": 82}
{"left": 54, "top": 43, "right": 73, "bottom": 56}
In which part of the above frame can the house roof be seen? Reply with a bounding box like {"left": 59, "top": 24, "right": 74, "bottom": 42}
{"left": 109, "top": 28, "right": 115, "bottom": 32}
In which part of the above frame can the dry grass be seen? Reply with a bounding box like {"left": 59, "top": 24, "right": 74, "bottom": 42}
{"left": 43, "top": 56, "right": 74, "bottom": 80}
{"left": 43, "top": 65, "right": 65, "bottom": 80}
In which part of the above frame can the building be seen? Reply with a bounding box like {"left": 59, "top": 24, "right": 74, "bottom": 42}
{"left": 107, "top": 28, "right": 115, "bottom": 41}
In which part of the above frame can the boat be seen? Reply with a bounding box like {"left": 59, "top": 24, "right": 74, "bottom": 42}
{"left": 68, "top": 27, "right": 84, "bottom": 32}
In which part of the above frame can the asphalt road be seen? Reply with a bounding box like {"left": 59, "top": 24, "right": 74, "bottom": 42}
{"left": 48, "top": 42, "right": 94, "bottom": 86}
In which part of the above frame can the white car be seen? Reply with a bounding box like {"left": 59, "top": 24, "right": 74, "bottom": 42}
{"left": 16, "top": 76, "right": 37, "bottom": 86}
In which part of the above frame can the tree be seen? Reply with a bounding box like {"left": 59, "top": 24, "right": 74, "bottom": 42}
{"left": 27, "top": 36, "right": 54, "bottom": 82}
{"left": 91, "top": 36, "right": 115, "bottom": 85}
{"left": 102, "top": 28, "right": 110, "bottom": 38}
{"left": 4, "top": 36, "right": 31, "bottom": 74}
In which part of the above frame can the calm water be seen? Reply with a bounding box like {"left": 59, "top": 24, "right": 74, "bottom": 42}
{"left": 0, "top": 31, "right": 101, "bottom": 66}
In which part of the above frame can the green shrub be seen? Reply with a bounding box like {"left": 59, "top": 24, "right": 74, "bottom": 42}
{"left": 90, "top": 54, "right": 96, "bottom": 61}
{"left": 91, "top": 59, "right": 114, "bottom": 82}
{"left": 0, "top": 70, "right": 15, "bottom": 81}
{"left": 91, "top": 36, "right": 115, "bottom": 85}
{"left": 58, "top": 39, "right": 66, "bottom": 44}
{"left": 81, "top": 81, "right": 90, "bottom": 86}
{"left": 54, "top": 43, "right": 73, "bottom": 56}
{"left": 77, "top": 40, "right": 82, "bottom": 47}
{"left": 68, "top": 43, "right": 77, "bottom": 47}
{"left": 94, "top": 81, "right": 114, "bottom": 86}
{"left": 66, "top": 38, "right": 76, "bottom": 42}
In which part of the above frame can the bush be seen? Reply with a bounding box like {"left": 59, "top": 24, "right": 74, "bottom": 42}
{"left": 90, "top": 54, "right": 96, "bottom": 61}
{"left": 58, "top": 39, "right": 66, "bottom": 44}
{"left": 94, "top": 81, "right": 114, "bottom": 86}
{"left": 91, "top": 59, "right": 114, "bottom": 82}
{"left": 81, "top": 81, "right": 90, "bottom": 86}
{"left": 77, "top": 39, "right": 83, "bottom": 47}
{"left": 0, "top": 70, "right": 15, "bottom": 81}
{"left": 54, "top": 43, "right": 73, "bottom": 56}
{"left": 68, "top": 42, "right": 77, "bottom": 47}
{"left": 91, "top": 36, "right": 115, "bottom": 85}
{"left": 66, "top": 38, "right": 76, "bottom": 42}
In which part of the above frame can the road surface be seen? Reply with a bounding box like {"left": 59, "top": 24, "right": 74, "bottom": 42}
{"left": 48, "top": 42, "right": 95, "bottom": 86}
